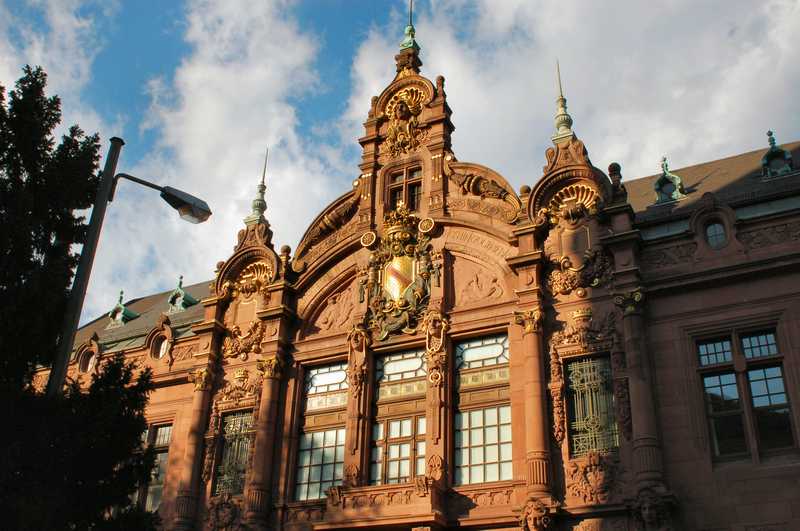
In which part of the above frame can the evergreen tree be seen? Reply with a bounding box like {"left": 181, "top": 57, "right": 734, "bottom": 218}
{"left": 0, "top": 66, "right": 159, "bottom": 530}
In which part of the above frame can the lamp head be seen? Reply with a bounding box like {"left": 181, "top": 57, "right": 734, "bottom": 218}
{"left": 160, "top": 186, "right": 212, "bottom": 224}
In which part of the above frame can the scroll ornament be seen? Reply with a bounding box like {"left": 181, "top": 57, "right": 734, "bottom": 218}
{"left": 443, "top": 153, "right": 522, "bottom": 223}
{"left": 614, "top": 289, "right": 645, "bottom": 315}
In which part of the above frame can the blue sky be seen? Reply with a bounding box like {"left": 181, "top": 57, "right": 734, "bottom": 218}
{"left": 1, "top": 0, "right": 798, "bottom": 323}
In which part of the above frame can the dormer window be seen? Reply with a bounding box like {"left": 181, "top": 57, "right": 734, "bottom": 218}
{"left": 388, "top": 167, "right": 422, "bottom": 211}
{"left": 761, "top": 130, "right": 793, "bottom": 180}
{"left": 705, "top": 222, "right": 727, "bottom": 250}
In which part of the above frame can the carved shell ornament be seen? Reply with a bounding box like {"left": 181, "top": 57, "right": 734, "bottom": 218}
{"left": 543, "top": 183, "right": 603, "bottom": 226}
{"left": 381, "top": 86, "right": 428, "bottom": 158}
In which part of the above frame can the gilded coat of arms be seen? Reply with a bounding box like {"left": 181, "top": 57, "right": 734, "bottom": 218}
{"left": 360, "top": 204, "right": 438, "bottom": 340}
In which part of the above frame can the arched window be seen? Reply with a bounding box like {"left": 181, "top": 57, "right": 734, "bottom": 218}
{"left": 705, "top": 222, "right": 727, "bottom": 249}
{"left": 151, "top": 336, "right": 169, "bottom": 360}
{"left": 79, "top": 350, "right": 97, "bottom": 373}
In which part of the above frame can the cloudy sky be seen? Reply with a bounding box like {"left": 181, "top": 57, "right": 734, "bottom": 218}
{"left": 1, "top": 0, "right": 798, "bottom": 323}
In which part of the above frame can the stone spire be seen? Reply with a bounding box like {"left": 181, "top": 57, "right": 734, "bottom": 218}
{"left": 395, "top": 0, "right": 422, "bottom": 76}
{"left": 244, "top": 147, "right": 269, "bottom": 227}
{"left": 552, "top": 61, "right": 575, "bottom": 145}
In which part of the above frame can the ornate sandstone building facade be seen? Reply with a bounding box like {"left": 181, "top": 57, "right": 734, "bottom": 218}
{"left": 44, "top": 22, "right": 800, "bottom": 531}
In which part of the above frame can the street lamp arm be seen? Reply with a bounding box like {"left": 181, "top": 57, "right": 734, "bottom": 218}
{"left": 109, "top": 172, "right": 163, "bottom": 202}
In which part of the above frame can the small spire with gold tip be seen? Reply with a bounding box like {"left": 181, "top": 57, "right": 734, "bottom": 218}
{"left": 552, "top": 60, "right": 575, "bottom": 145}
{"left": 244, "top": 146, "right": 269, "bottom": 226}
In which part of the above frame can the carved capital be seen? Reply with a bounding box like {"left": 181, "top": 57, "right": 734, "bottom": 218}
{"left": 188, "top": 367, "right": 213, "bottom": 392}
{"left": 614, "top": 289, "right": 645, "bottom": 315}
{"left": 514, "top": 309, "right": 544, "bottom": 335}
{"left": 256, "top": 354, "right": 283, "bottom": 380}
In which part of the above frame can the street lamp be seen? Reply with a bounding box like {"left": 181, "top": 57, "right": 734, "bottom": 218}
{"left": 45, "top": 137, "right": 212, "bottom": 397}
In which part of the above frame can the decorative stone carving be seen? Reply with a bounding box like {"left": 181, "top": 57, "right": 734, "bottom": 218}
{"left": 426, "top": 454, "right": 444, "bottom": 481}
{"left": 206, "top": 493, "right": 245, "bottom": 531}
{"left": 256, "top": 354, "right": 282, "bottom": 380}
{"left": 222, "top": 320, "right": 265, "bottom": 361}
{"left": 362, "top": 205, "right": 438, "bottom": 340}
{"left": 546, "top": 249, "right": 613, "bottom": 296}
{"left": 170, "top": 343, "right": 197, "bottom": 366}
{"left": 343, "top": 464, "right": 360, "bottom": 488}
{"left": 218, "top": 368, "right": 260, "bottom": 404}
{"left": 613, "top": 378, "right": 632, "bottom": 441}
{"left": 286, "top": 505, "right": 325, "bottom": 522}
{"left": 634, "top": 488, "right": 675, "bottom": 531}
{"left": 298, "top": 194, "right": 359, "bottom": 257}
{"left": 314, "top": 284, "right": 355, "bottom": 333}
{"left": 519, "top": 497, "right": 554, "bottom": 531}
{"left": 381, "top": 86, "right": 428, "bottom": 157}
{"left": 551, "top": 309, "right": 617, "bottom": 353}
{"left": 413, "top": 476, "right": 431, "bottom": 497}
{"left": 459, "top": 269, "right": 504, "bottom": 304}
{"left": 189, "top": 367, "right": 212, "bottom": 392}
{"left": 220, "top": 261, "right": 273, "bottom": 301}
{"left": 613, "top": 289, "right": 645, "bottom": 316}
{"left": 566, "top": 451, "right": 618, "bottom": 505}
{"left": 422, "top": 309, "right": 449, "bottom": 387}
{"left": 443, "top": 153, "right": 521, "bottom": 222}
{"left": 514, "top": 309, "right": 544, "bottom": 336}
{"left": 641, "top": 242, "right": 697, "bottom": 270}
{"left": 346, "top": 325, "right": 370, "bottom": 398}
{"left": 534, "top": 183, "right": 604, "bottom": 230}
{"left": 739, "top": 219, "right": 800, "bottom": 250}
{"left": 448, "top": 488, "right": 514, "bottom": 515}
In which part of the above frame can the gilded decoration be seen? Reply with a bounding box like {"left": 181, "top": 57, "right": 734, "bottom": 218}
{"left": 514, "top": 309, "right": 543, "bottom": 336}
{"left": 361, "top": 205, "right": 439, "bottom": 340}
{"left": 566, "top": 451, "right": 618, "bottom": 505}
{"left": 218, "top": 368, "right": 261, "bottom": 404}
{"left": 189, "top": 367, "right": 213, "bottom": 392}
{"left": 220, "top": 261, "right": 273, "bottom": 301}
{"left": 256, "top": 354, "right": 282, "bottom": 380}
{"left": 422, "top": 309, "right": 449, "bottom": 387}
{"left": 205, "top": 493, "right": 245, "bottom": 531}
{"left": 443, "top": 153, "right": 521, "bottom": 223}
{"left": 381, "top": 86, "right": 428, "bottom": 158}
{"left": 613, "top": 289, "right": 645, "bottom": 316}
{"left": 519, "top": 497, "right": 555, "bottom": 531}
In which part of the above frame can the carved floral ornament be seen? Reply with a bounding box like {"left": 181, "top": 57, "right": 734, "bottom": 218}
{"left": 360, "top": 204, "right": 440, "bottom": 340}
{"left": 513, "top": 309, "right": 544, "bottom": 336}
{"left": 546, "top": 249, "right": 614, "bottom": 297}
{"left": 380, "top": 85, "right": 429, "bottom": 158}
{"left": 566, "top": 451, "right": 619, "bottom": 505}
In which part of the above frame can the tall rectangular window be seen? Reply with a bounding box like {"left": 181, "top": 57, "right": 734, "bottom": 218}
{"left": 454, "top": 334, "right": 511, "bottom": 486}
{"left": 566, "top": 357, "right": 619, "bottom": 457}
{"left": 138, "top": 424, "right": 172, "bottom": 511}
{"left": 387, "top": 167, "right": 423, "bottom": 211}
{"left": 370, "top": 349, "right": 427, "bottom": 485}
{"left": 294, "top": 363, "right": 348, "bottom": 501}
{"left": 696, "top": 329, "right": 794, "bottom": 459}
{"left": 213, "top": 411, "right": 254, "bottom": 496}
{"left": 454, "top": 405, "right": 512, "bottom": 484}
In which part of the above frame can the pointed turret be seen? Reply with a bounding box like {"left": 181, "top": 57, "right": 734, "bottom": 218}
{"left": 244, "top": 147, "right": 269, "bottom": 227}
{"left": 552, "top": 61, "right": 575, "bottom": 145}
{"left": 395, "top": 0, "right": 422, "bottom": 77}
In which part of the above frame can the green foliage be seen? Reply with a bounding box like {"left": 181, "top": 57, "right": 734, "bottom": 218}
{"left": 0, "top": 65, "right": 100, "bottom": 387}
{"left": 0, "top": 67, "right": 158, "bottom": 530}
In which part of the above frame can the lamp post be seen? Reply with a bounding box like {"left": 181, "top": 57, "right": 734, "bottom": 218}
{"left": 45, "top": 137, "right": 212, "bottom": 397}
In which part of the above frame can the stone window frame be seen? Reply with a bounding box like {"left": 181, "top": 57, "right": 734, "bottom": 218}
{"left": 451, "top": 328, "right": 513, "bottom": 487}
{"left": 369, "top": 346, "right": 428, "bottom": 486}
{"left": 692, "top": 323, "right": 798, "bottom": 463}
{"left": 136, "top": 422, "right": 173, "bottom": 511}
{"left": 291, "top": 360, "right": 349, "bottom": 502}
{"left": 385, "top": 165, "right": 423, "bottom": 212}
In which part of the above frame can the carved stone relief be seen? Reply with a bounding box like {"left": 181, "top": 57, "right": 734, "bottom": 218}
{"left": 519, "top": 497, "right": 555, "bottom": 530}
{"left": 454, "top": 257, "right": 505, "bottom": 306}
{"left": 640, "top": 242, "right": 697, "bottom": 270}
{"left": 566, "top": 451, "right": 619, "bottom": 505}
{"left": 613, "top": 378, "right": 633, "bottom": 441}
{"left": 546, "top": 249, "right": 613, "bottom": 296}
{"left": 380, "top": 86, "right": 429, "bottom": 158}
{"left": 312, "top": 282, "right": 356, "bottom": 333}
{"left": 634, "top": 489, "right": 676, "bottom": 531}
{"left": 222, "top": 320, "right": 265, "bottom": 361}
{"left": 205, "top": 493, "right": 245, "bottom": 531}
{"left": 443, "top": 153, "right": 521, "bottom": 223}
{"left": 739, "top": 219, "right": 800, "bottom": 250}
{"left": 286, "top": 505, "right": 325, "bottom": 522}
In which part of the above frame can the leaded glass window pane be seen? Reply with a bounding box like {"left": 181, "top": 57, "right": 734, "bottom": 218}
{"left": 697, "top": 338, "right": 733, "bottom": 366}
{"left": 454, "top": 405, "right": 512, "bottom": 485}
{"left": 214, "top": 411, "right": 254, "bottom": 496}
{"left": 567, "top": 357, "right": 619, "bottom": 457}
{"left": 455, "top": 335, "right": 509, "bottom": 370}
{"left": 741, "top": 331, "right": 779, "bottom": 359}
{"left": 305, "top": 363, "right": 348, "bottom": 394}
{"left": 294, "top": 428, "right": 345, "bottom": 500}
{"left": 376, "top": 349, "right": 426, "bottom": 382}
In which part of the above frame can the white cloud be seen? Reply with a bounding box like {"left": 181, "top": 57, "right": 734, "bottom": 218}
{"left": 82, "top": 0, "right": 346, "bottom": 320}
{"left": 0, "top": 0, "right": 121, "bottom": 138}
{"left": 346, "top": 0, "right": 800, "bottom": 185}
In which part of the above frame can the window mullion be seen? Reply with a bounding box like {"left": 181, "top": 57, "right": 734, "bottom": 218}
{"left": 733, "top": 332, "right": 761, "bottom": 462}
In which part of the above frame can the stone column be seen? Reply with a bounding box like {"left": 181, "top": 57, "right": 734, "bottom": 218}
{"left": 615, "top": 290, "right": 664, "bottom": 489}
{"left": 244, "top": 353, "right": 283, "bottom": 529}
{"left": 422, "top": 310, "right": 449, "bottom": 488}
{"left": 513, "top": 309, "right": 551, "bottom": 496}
{"left": 174, "top": 365, "right": 214, "bottom": 530}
